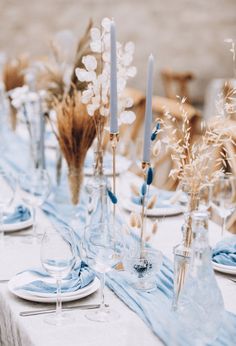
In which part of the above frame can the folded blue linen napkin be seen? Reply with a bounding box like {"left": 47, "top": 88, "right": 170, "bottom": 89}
{"left": 3, "top": 205, "right": 31, "bottom": 224}
{"left": 17, "top": 261, "right": 95, "bottom": 294}
{"left": 212, "top": 236, "right": 236, "bottom": 267}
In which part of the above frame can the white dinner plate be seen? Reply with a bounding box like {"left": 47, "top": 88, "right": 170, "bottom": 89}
{"left": 84, "top": 152, "right": 131, "bottom": 176}
{"left": 212, "top": 261, "right": 236, "bottom": 275}
{"left": 122, "top": 198, "right": 183, "bottom": 217}
{"left": 2, "top": 214, "right": 33, "bottom": 233}
{"left": 8, "top": 271, "right": 100, "bottom": 303}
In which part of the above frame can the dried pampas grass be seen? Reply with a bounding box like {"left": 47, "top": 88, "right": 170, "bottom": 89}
{"left": 3, "top": 55, "right": 28, "bottom": 129}
{"left": 70, "top": 20, "right": 94, "bottom": 93}
{"left": 3, "top": 55, "right": 28, "bottom": 92}
{"left": 38, "top": 20, "right": 95, "bottom": 108}
{"left": 55, "top": 90, "right": 97, "bottom": 204}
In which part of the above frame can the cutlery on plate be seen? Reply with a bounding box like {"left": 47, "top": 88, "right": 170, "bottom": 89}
{"left": 19, "top": 304, "right": 108, "bottom": 317}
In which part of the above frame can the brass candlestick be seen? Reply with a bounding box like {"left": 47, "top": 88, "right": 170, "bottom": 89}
{"left": 110, "top": 133, "right": 119, "bottom": 222}
{"left": 140, "top": 161, "right": 150, "bottom": 257}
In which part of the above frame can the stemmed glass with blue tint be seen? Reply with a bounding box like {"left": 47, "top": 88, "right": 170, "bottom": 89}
{"left": 0, "top": 169, "right": 15, "bottom": 243}
{"left": 83, "top": 221, "right": 124, "bottom": 322}
{"left": 41, "top": 226, "right": 76, "bottom": 325}
{"left": 212, "top": 175, "right": 236, "bottom": 237}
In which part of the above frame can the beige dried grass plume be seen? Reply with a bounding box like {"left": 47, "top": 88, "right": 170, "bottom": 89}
{"left": 55, "top": 90, "right": 97, "bottom": 204}
{"left": 3, "top": 55, "right": 28, "bottom": 130}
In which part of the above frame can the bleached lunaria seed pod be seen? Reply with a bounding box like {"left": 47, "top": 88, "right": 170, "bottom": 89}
{"left": 152, "top": 140, "right": 162, "bottom": 157}
{"left": 147, "top": 195, "right": 157, "bottom": 209}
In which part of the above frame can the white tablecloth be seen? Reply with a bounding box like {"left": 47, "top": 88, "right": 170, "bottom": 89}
{"left": 0, "top": 178, "right": 235, "bottom": 346}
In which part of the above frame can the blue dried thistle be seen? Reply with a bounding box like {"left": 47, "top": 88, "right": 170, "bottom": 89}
{"left": 141, "top": 182, "right": 147, "bottom": 196}
{"left": 107, "top": 188, "right": 118, "bottom": 204}
{"left": 146, "top": 167, "right": 153, "bottom": 185}
{"left": 151, "top": 132, "right": 157, "bottom": 141}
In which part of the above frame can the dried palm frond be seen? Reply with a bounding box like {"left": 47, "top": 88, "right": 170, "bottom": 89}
{"left": 70, "top": 19, "right": 94, "bottom": 93}
{"left": 37, "top": 20, "right": 95, "bottom": 108}
{"left": 55, "top": 90, "right": 97, "bottom": 204}
{"left": 37, "top": 62, "right": 66, "bottom": 106}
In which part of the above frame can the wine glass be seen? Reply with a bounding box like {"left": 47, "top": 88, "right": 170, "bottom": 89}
{"left": 198, "top": 183, "right": 213, "bottom": 212}
{"left": 212, "top": 175, "right": 236, "bottom": 236}
{"left": 0, "top": 169, "right": 15, "bottom": 243}
{"left": 41, "top": 225, "right": 76, "bottom": 325}
{"left": 82, "top": 221, "right": 124, "bottom": 322}
{"left": 18, "top": 168, "right": 51, "bottom": 242}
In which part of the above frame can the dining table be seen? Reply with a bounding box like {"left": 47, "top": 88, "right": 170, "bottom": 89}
{"left": 0, "top": 132, "right": 236, "bottom": 346}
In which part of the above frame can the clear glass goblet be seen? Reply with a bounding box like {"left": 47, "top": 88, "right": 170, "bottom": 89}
{"left": 18, "top": 168, "right": 51, "bottom": 242}
{"left": 41, "top": 226, "right": 76, "bottom": 325}
{"left": 82, "top": 221, "right": 124, "bottom": 322}
{"left": 212, "top": 175, "right": 236, "bottom": 236}
{"left": 0, "top": 169, "right": 15, "bottom": 243}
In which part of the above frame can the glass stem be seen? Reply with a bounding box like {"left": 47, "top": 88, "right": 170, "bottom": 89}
{"left": 222, "top": 216, "right": 226, "bottom": 237}
{"left": 100, "top": 272, "right": 106, "bottom": 310}
{"left": 56, "top": 278, "right": 62, "bottom": 317}
{"left": 32, "top": 207, "right": 37, "bottom": 238}
{"left": 0, "top": 207, "right": 4, "bottom": 243}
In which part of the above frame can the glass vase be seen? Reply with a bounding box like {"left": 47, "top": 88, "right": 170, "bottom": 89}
{"left": 172, "top": 186, "right": 199, "bottom": 310}
{"left": 85, "top": 149, "right": 108, "bottom": 227}
{"left": 124, "top": 245, "right": 163, "bottom": 291}
{"left": 172, "top": 226, "right": 192, "bottom": 311}
{"left": 177, "top": 211, "right": 225, "bottom": 344}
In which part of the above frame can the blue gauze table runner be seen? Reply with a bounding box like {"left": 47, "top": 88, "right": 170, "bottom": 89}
{"left": 2, "top": 133, "right": 236, "bottom": 346}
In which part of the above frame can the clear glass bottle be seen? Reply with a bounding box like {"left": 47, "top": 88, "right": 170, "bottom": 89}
{"left": 85, "top": 149, "right": 110, "bottom": 227}
{"left": 172, "top": 224, "right": 192, "bottom": 311}
{"left": 177, "top": 211, "right": 225, "bottom": 345}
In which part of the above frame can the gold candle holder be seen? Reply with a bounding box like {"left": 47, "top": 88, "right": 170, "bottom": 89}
{"left": 110, "top": 133, "right": 119, "bottom": 222}
{"left": 140, "top": 161, "right": 151, "bottom": 257}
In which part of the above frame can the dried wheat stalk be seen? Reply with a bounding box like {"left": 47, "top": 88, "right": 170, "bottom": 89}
{"left": 55, "top": 90, "right": 97, "bottom": 204}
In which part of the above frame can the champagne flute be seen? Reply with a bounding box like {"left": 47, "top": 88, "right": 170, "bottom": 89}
{"left": 82, "top": 221, "right": 124, "bottom": 322}
{"left": 18, "top": 168, "right": 51, "bottom": 242}
{"left": 212, "top": 175, "right": 236, "bottom": 236}
{"left": 0, "top": 169, "right": 15, "bottom": 243}
{"left": 41, "top": 225, "right": 76, "bottom": 325}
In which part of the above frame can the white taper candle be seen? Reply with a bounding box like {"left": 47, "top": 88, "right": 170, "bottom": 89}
{"left": 110, "top": 21, "right": 118, "bottom": 134}
{"left": 142, "top": 54, "right": 154, "bottom": 163}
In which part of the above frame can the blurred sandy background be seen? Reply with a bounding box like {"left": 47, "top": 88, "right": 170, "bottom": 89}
{"left": 0, "top": 0, "right": 235, "bottom": 103}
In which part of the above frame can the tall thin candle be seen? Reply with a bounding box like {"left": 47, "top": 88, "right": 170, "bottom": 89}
{"left": 142, "top": 54, "right": 154, "bottom": 163}
{"left": 110, "top": 21, "right": 118, "bottom": 134}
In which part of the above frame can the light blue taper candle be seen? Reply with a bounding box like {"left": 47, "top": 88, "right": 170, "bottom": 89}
{"left": 142, "top": 54, "right": 154, "bottom": 163}
{"left": 110, "top": 21, "right": 118, "bottom": 134}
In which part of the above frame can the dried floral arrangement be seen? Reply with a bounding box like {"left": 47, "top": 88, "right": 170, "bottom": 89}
{"left": 36, "top": 22, "right": 93, "bottom": 108}
{"left": 3, "top": 55, "right": 29, "bottom": 129}
{"left": 75, "top": 17, "right": 137, "bottom": 174}
{"left": 148, "top": 96, "right": 236, "bottom": 253}
{"left": 54, "top": 90, "right": 97, "bottom": 204}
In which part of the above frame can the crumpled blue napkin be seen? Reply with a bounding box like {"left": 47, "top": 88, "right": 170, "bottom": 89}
{"left": 3, "top": 205, "right": 31, "bottom": 224}
{"left": 17, "top": 261, "right": 95, "bottom": 294}
{"left": 131, "top": 189, "right": 177, "bottom": 209}
{"left": 212, "top": 237, "right": 236, "bottom": 266}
